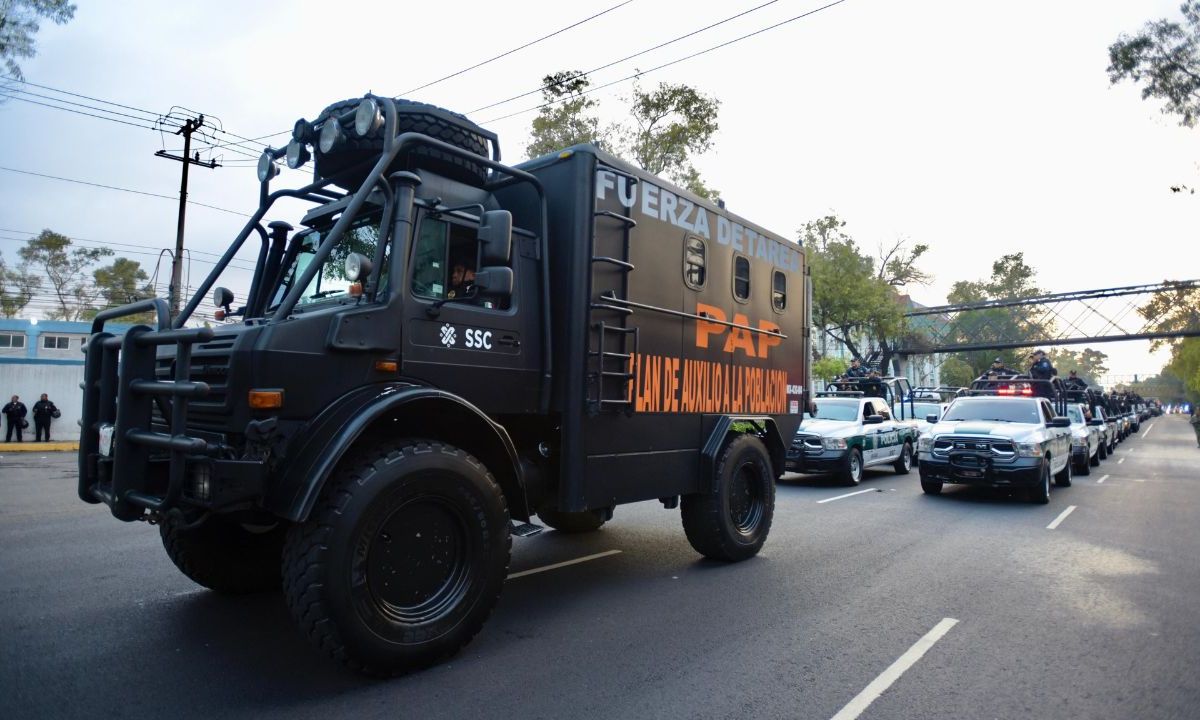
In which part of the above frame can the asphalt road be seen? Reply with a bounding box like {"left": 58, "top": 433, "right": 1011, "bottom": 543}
{"left": 2, "top": 416, "right": 1198, "bottom": 719}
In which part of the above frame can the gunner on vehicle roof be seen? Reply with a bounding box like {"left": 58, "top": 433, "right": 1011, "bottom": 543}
{"left": 1029, "top": 350, "right": 1057, "bottom": 380}
{"left": 979, "top": 357, "right": 1016, "bottom": 379}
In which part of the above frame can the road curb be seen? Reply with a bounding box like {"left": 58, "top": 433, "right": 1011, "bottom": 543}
{"left": 0, "top": 441, "right": 78, "bottom": 452}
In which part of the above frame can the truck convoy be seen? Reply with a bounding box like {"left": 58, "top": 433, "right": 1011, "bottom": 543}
{"left": 77, "top": 95, "right": 812, "bottom": 674}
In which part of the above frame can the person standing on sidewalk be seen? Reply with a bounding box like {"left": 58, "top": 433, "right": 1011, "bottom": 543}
{"left": 3, "top": 395, "right": 27, "bottom": 442}
{"left": 1190, "top": 405, "right": 1200, "bottom": 448}
{"left": 32, "top": 394, "right": 59, "bottom": 442}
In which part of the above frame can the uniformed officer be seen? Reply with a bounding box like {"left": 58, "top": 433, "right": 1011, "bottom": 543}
{"left": 1064, "top": 370, "right": 1088, "bottom": 390}
{"left": 978, "top": 357, "right": 1016, "bottom": 380}
{"left": 1029, "top": 350, "right": 1057, "bottom": 380}
{"left": 845, "top": 358, "right": 867, "bottom": 378}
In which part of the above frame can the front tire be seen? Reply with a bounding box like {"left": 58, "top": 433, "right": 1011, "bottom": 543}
{"left": 282, "top": 440, "right": 510, "bottom": 676}
{"left": 681, "top": 434, "right": 775, "bottom": 562}
{"left": 159, "top": 514, "right": 287, "bottom": 594}
{"left": 840, "top": 447, "right": 864, "bottom": 486}
{"left": 1055, "top": 456, "right": 1073, "bottom": 487}
{"left": 893, "top": 441, "right": 913, "bottom": 475}
{"left": 1029, "top": 460, "right": 1051, "bottom": 504}
{"left": 920, "top": 477, "right": 943, "bottom": 495}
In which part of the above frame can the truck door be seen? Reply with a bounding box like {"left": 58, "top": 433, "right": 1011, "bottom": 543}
{"left": 401, "top": 210, "right": 540, "bottom": 413}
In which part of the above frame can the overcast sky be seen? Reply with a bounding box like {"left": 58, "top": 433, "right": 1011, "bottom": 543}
{"left": 0, "top": 0, "right": 1194, "bottom": 377}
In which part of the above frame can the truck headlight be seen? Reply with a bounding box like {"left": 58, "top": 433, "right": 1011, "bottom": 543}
{"left": 1016, "top": 442, "right": 1042, "bottom": 458}
{"left": 355, "top": 97, "right": 383, "bottom": 136}
{"left": 285, "top": 139, "right": 310, "bottom": 169}
{"left": 822, "top": 437, "right": 847, "bottom": 450}
{"left": 319, "top": 118, "right": 345, "bottom": 153}
{"left": 917, "top": 436, "right": 933, "bottom": 452}
{"left": 257, "top": 152, "right": 279, "bottom": 182}
{"left": 1072, "top": 436, "right": 1088, "bottom": 447}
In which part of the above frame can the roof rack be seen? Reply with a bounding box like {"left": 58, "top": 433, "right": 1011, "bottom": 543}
{"left": 817, "top": 390, "right": 865, "bottom": 398}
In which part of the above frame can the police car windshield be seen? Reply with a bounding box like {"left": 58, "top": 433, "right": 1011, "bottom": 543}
{"left": 912, "top": 402, "right": 942, "bottom": 418}
{"left": 941, "top": 398, "right": 1040, "bottom": 424}
{"left": 812, "top": 399, "right": 859, "bottom": 421}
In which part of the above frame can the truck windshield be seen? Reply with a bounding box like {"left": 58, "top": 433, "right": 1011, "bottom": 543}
{"left": 812, "top": 399, "right": 859, "bottom": 421}
{"left": 267, "top": 212, "right": 385, "bottom": 311}
{"left": 941, "top": 399, "right": 1040, "bottom": 424}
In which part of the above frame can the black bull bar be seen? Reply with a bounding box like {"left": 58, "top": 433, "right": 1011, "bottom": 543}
{"left": 78, "top": 299, "right": 214, "bottom": 521}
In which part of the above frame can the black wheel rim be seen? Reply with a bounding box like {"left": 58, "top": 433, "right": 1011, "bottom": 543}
{"left": 728, "top": 461, "right": 765, "bottom": 535}
{"left": 364, "top": 495, "right": 471, "bottom": 625}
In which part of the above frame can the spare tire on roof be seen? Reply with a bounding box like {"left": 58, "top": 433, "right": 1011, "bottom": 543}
{"left": 313, "top": 97, "right": 494, "bottom": 190}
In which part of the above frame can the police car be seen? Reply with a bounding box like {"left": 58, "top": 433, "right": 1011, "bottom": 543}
{"left": 787, "top": 392, "right": 919, "bottom": 486}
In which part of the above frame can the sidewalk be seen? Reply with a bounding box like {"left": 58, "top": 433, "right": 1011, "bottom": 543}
{"left": 1, "top": 441, "right": 78, "bottom": 452}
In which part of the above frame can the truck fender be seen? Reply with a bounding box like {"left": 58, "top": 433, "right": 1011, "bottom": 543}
{"left": 701, "top": 416, "right": 788, "bottom": 491}
{"left": 263, "top": 383, "right": 529, "bottom": 522}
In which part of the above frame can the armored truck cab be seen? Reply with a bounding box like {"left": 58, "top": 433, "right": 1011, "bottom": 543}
{"left": 78, "top": 95, "right": 811, "bottom": 674}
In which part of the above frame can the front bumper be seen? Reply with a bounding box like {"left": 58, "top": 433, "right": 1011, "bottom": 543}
{"left": 918, "top": 452, "right": 1042, "bottom": 487}
{"left": 785, "top": 445, "right": 848, "bottom": 473}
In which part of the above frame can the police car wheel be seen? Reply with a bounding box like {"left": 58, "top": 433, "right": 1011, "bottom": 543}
{"left": 159, "top": 513, "right": 287, "bottom": 594}
{"left": 1055, "top": 456, "right": 1073, "bottom": 487}
{"left": 920, "top": 478, "right": 943, "bottom": 495}
{"left": 841, "top": 447, "right": 864, "bottom": 486}
{"left": 1029, "top": 461, "right": 1051, "bottom": 504}
{"left": 1098, "top": 442, "right": 1108, "bottom": 460}
{"left": 893, "top": 441, "right": 913, "bottom": 475}
{"left": 537, "top": 506, "right": 606, "bottom": 533}
{"left": 282, "top": 439, "right": 510, "bottom": 676}
{"left": 680, "top": 434, "right": 775, "bottom": 562}
{"left": 1090, "top": 448, "right": 1101, "bottom": 466}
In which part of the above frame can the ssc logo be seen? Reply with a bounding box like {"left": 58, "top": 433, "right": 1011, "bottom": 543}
{"left": 439, "top": 324, "right": 456, "bottom": 347}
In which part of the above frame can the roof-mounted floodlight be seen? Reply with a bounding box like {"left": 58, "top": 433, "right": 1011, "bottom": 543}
{"left": 257, "top": 151, "right": 279, "bottom": 182}
{"left": 286, "top": 139, "right": 311, "bottom": 169}
{"left": 319, "top": 118, "right": 345, "bottom": 154}
{"left": 354, "top": 97, "right": 383, "bottom": 137}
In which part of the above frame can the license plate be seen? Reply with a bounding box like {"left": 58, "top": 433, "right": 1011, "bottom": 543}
{"left": 958, "top": 469, "right": 983, "bottom": 478}
{"left": 98, "top": 424, "right": 115, "bottom": 457}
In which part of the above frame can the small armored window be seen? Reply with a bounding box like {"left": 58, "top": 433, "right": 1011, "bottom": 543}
{"left": 683, "top": 236, "right": 706, "bottom": 289}
{"left": 733, "top": 255, "right": 750, "bottom": 302}
{"left": 772, "top": 270, "right": 786, "bottom": 312}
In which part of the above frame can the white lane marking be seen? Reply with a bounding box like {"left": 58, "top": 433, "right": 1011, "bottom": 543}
{"left": 1134, "top": 478, "right": 1146, "bottom": 483}
{"left": 506, "top": 550, "right": 622, "bottom": 580}
{"left": 1118, "top": 457, "right": 1125, "bottom": 465}
{"left": 1047, "top": 505, "right": 1077, "bottom": 530}
{"left": 1096, "top": 475, "right": 1109, "bottom": 485}
{"left": 829, "top": 617, "right": 959, "bottom": 720}
{"left": 1142, "top": 423, "right": 1154, "bottom": 438}
{"left": 817, "top": 488, "right": 875, "bottom": 504}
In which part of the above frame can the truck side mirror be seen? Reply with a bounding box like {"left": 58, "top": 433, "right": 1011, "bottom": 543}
{"left": 926, "top": 414, "right": 939, "bottom": 424}
{"left": 478, "top": 210, "right": 512, "bottom": 265}
{"left": 864, "top": 414, "right": 884, "bottom": 425}
{"left": 1048, "top": 416, "right": 1071, "bottom": 428}
{"left": 473, "top": 266, "right": 513, "bottom": 298}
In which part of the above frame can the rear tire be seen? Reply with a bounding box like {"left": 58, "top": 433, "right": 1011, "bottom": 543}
{"left": 1098, "top": 441, "right": 1108, "bottom": 460}
{"left": 537, "top": 507, "right": 606, "bottom": 533}
{"left": 840, "top": 447, "right": 864, "bottom": 486}
{"left": 893, "top": 442, "right": 913, "bottom": 475}
{"left": 1089, "top": 449, "right": 1101, "bottom": 467}
{"left": 681, "top": 434, "right": 775, "bottom": 562}
{"left": 282, "top": 439, "right": 510, "bottom": 676}
{"left": 159, "top": 514, "right": 286, "bottom": 595}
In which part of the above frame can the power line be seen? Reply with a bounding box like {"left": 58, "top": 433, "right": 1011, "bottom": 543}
{"left": 470, "top": 0, "right": 784, "bottom": 114}
{"left": 3, "top": 86, "right": 163, "bottom": 125}
{"left": 483, "top": 0, "right": 850, "bottom": 124}
{"left": 0, "top": 227, "right": 256, "bottom": 269}
{"left": 0, "top": 166, "right": 250, "bottom": 217}
{"left": 0, "top": 75, "right": 161, "bottom": 119}
{"left": 0, "top": 92, "right": 159, "bottom": 131}
{"left": 400, "top": 1, "right": 634, "bottom": 95}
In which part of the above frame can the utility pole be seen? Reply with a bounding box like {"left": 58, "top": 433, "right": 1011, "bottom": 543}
{"left": 155, "top": 115, "right": 219, "bottom": 319}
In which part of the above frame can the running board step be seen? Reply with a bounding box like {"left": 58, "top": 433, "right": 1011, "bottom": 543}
{"left": 510, "top": 521, "right": 545, "bottom": 538}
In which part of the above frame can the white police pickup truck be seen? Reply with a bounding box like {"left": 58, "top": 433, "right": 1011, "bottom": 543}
{"left": 917, "top": 395, "right": 1073, "bottom": 504}
{"left": 787, "top": 394, "right": 919, "bottom": 486}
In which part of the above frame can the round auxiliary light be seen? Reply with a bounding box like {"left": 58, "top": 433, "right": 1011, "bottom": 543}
{"left": 292, "top": 117, "right": 312, "bottom": 143}
{"left": 319, "top": 119, "right": 345, "bottom": 154}
{"left": 344, "top": 252, "right": 373, "bottom": 282}
{"left": 354, "top": 97, "right": 383, "bottom": 137}
{"left": 286, "top": 139, "right": 311, "bottom": 169}
{"left": 257, "top": 151, "right": 279, "bottom": 182}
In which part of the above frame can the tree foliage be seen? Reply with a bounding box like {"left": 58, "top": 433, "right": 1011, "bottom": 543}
{"left": 18, "top": 229, "right": 113, "bottom": 321}
{"left": 1136, "top": 279, "right": 1200, "bottom": 351}
{"left": 943, "top": 253, "right": 1046, "bottom": 379}
{"left": 0, "top": 250, "right": 39, "bottom": 318}
{"left": 1165, "top": 337, "right": 1200, "bottom": 402}
{"left": 525, "top": 71, "right": 611, "bottom": 159}
{"left": 1108, "top": 2, "right": 1200, "bottom": 127}
{"left": 88, "top": 257, "right": 158, "bottom": 324}
{"left": 812, "top": 356, "right": 847, "bottom": 386}
{"left": 0, "top": 0, "right": 76, "bottom": 81}
{"left": 1046, "top": 347, "right": 1110, "bottom": 383}
{"left": 525, "top": 71, "right": 721, "bottom": 199}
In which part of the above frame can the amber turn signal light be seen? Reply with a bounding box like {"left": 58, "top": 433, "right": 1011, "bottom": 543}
{"left": 248, "top": 390, "right": 283, "bottom": 409}
{"left": 348, "top": 282, "right": 364, "bottom": 297}
{"left": 374, "top": 360, "right": 398, "bottom": 372}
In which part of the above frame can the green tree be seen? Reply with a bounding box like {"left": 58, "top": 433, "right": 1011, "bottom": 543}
{"left": 621, "top": 79, "right": 721, "bottom": 200}
{"left": 1136, "top": 279, "right": 1200, "bottom": 350}
{"left": 939, "top": 356, "right": 977, "bottom": 388}
{"left": 88, "top": 257, "right": 158, "bottom": 323}
{"left": 799, "top": 215, "right": 906, "bottom": 365}
{"left": 0, "top": 250, "right": 39, "bottom": 318}
{"left": 18, "top": 229, "right": 113, "bottom": 321}
{"left": 525, "top": 71, "right": 721, "bottom": 199}
{"left": 0, "top": 0, "right": 76, "bottom": 81}
{"left": 525, "top": 71, "right": 611, "bottom": 159}
{"left": 1047, "top": 347, "right": 1110, "bottom": 383}
{"left": 943, "top": 253, "right": 1047, "bottom": 378}
{"left": 812, "top": 356, "right": 846, "bottom": 386}
{"left": 1108, "top": 2, "right": 1200, "bottom": 128}
{"left": 1165, "top": 337, "right": 1200, "bottom": 402}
